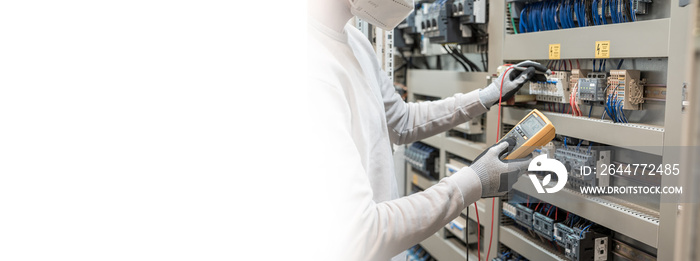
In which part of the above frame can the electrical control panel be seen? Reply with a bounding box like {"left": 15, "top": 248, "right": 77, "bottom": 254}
{"left": 607, "top": 70, "right": 644, "bottom": 110}
{"left": 530, "top": 71, "right": 571, "bottom": 103}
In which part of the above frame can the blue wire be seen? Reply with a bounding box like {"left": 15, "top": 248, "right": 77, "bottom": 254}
{"left": 564, "top": 137, "right": 568, "bottom": 148}
{"left": 603, "top": 59, "right": 607, "bottom": 71}
{"left": 592, "top": 0, "right": 599, "bottom": 25}
{"left": 562, "top": 0, "right": 569, "bottom": 28}
{"left": 610, "top": 0, "right": 620, "bottom": 23}
{"left": 631, "top": 0, "right": 637, "bottom": 21}
{"left": 577, "top": 140, "right": 582, "bottom": 151}
{"left": 568, "top": 0, "right": 574, "bottom": 28}
{"left": 580, "top": 224, "right": 593, "bottom": 239}
{"left": 559, "top": 1, "right": 566, "bottom": 29}
{"left": 602, "top": 0, "right": 608, "bottom": 24}
{"left": 540, "top": 2, "right": 547, "bottom": 31}
{"left": 575, "top": 0, "right": 580, "bottom": 27}
{"left": 610, "top": 0, "right": 620, "bottom": 24}
{"left": 530, "top": 3, "right": 536, "bottom": 32}
{"left": 588, "top": 105, "right": 593, "bottom": 118}
{"left": 520, "top": 7, "right": 527, "bottom": 33}
{"left": 588, "top": 143, "right": 593, "bottom": 153}
{"left": 567, "top": 0, "right": 574, "bottom": 28}
{"left": 592, "top": 59, "right": 596, "bottom": 72}
{"left": 585, "top": 0, "right": 590, "bottom": 26}
{"left": 544, "top": 1, "right": 550, "bottom": 30}
{"left": 620, "top": 103, "right": 629, "bottom": 123}
{"left": 618, "top": 0, "right": 623, "bottom": 23}
{"left": 617, "top": 59, "right": 624, "bottom": 69}
{"left": 535, "top": 2, "right": 541, "bottom": 31}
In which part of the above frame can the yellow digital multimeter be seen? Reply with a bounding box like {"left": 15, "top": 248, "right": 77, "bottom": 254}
{"left": 500, "top": 109, "right": 556, "bottom": 160}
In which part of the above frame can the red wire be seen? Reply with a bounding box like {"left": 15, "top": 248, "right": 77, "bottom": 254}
{"left": 484, "top": 66, "right": 513, "bottom": 261}
{"left": 555, "top": 207, "right": 558, "bottom": 220}
{"left": 474, "top": 203, "right": 481, "bottom": 261}
{"left": 535, "top": 201, "right": 541, "bottom": 211}
{"left": 527, "top": 195, "right": 530, "bottom": 207}
{"left": 576, "top": 59, "right": 580, "bottom": 69}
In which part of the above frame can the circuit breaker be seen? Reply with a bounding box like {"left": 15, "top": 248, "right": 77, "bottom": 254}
{"left": 530, "top": 71, "right": 572, "bottom": 103}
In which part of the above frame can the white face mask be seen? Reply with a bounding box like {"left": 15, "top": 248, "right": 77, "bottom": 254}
{"left": 349, "top": 0, "right": 414, "bottom": 31}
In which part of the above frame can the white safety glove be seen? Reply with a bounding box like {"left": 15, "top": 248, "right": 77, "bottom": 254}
{"left": 479, "top": 60, "right": 548, "bottom": 109}
{"left": 470, "top": 137, "right": 532, "bottom": 198}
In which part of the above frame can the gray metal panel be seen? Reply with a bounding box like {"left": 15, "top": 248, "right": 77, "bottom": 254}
{"left": 512, "top": 177, "right": 660, "bottom": 248}
{"left": 443, "top": 137, "right": 487, "bottom": 161}
{"left": 499, "top": 226, "right": 567, "bottom": 261}
{"left": 657, "top": 1, "right": 695, "bottom": 260}
{"left": 407, "top": 70, "right": 490, "bottom": 98}
{"left": 502, "top": 107, "right": 665, "bottom": 155}
{"left": 503, "top": 19, "right": 671, "bottom": 60}
{"left": 420, "top": 233, "right": 480, "bottom": 261}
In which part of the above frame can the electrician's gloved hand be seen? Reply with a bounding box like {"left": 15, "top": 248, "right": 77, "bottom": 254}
{"left": 471, "top": 137, "right": 532, "bottom": 198}
{"left": 478, "top": 60, "right": 548, "bottom": 109}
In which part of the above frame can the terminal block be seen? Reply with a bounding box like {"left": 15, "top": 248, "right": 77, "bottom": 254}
{"left": 502, "top": 202, "right": 517, "bottom": 220}
{"left": 565, "top": 229, "right": 610, "bottom": 261}
{"left": 554, "top": 223, "right": 575, "bottom": 247}
{"left": 570, "top": 69, "right": 591, "bottom": 91}
{"left": 529, "top": 71, "right": 571, "bottom": 103}
{"left": 578, "top": 78, "right": 607, "bottom": 102}
{"left": 555, "top": 146, "right": 611, "bottom": 190}
{"left": 515, "top": 204, "right": 534, "bottom": 229}
{"left": 533, "top": 212, "right": 555, "bottom": 241}
{"left": 405, "top": 142, "right": 439, "bottom": 179}
{"left": 607, "top": 70, "right": 645, "bottom": 110}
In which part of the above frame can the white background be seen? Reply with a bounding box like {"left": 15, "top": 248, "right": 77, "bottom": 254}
{"left": 0, "top": 1, "right": 314, "bottom": 260}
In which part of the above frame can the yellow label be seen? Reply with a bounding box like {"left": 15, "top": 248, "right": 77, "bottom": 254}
{"left": 595, "top": 41, "right": 611, "bottom": 58}
{"left": 412, "top": 174, "right": 418, "bottom": 185}
{"left": 548, "top": 44, "right": 561, "bottom": 59}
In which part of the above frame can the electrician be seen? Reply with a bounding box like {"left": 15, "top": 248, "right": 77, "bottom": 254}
{"left": 308, "top": 0, "right": 548, "bottom": 260}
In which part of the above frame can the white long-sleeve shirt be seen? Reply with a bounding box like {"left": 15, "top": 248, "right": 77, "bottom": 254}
{"left": 307, "top": 18, "right": 488, "bottom": 261}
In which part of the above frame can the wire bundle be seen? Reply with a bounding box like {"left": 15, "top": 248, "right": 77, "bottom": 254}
{"left": 602, "top": 85, "right": 630, "bottom": 123}
{"left": 570, "top": 82, "right": 583, "bottom": 116}
{"left": 516, "top": 0, "right": 638, "bottom": 33}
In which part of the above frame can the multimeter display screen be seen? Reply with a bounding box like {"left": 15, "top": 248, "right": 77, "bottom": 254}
{"left": 520, "top": 114, "right": 545, "bottom": 136}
